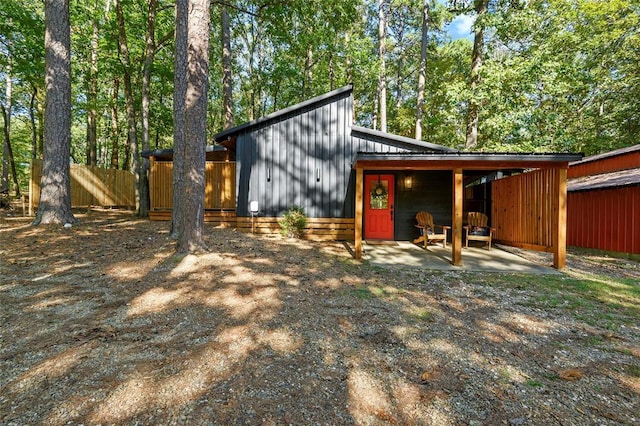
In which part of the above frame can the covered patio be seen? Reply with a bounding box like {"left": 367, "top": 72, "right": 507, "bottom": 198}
{"left": 362, "top": 241, "right": 559, "bottom": 273}
{"left": 353, "top": 152, "right": 583, "bottom": 270}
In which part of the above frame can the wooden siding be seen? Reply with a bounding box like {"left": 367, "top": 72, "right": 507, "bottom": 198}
{"left": 149, "top": 160, "right": 236, "bottom": 210}
{"left": 567, "top": 186, "right": 640, "bottom": 254}
{"left": 147, "top": 210, "right": 354, "bottom": 241}
{"left": 568, "top": 150, "right": 640, "bottom": 178}
{"left": 30, "top": 159, "right": 135, "bottom": 209}
{"left": 492, "top": 169, "right": 559, "bottom": 251}
{"left": 234, "top": 91, "right": 410, "bottom": 219}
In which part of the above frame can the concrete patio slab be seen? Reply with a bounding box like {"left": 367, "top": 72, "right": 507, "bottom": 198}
{"left": 363, "top": 241, "right": 560, "bottom": 274}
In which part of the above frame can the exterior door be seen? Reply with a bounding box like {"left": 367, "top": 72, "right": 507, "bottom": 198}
{"left": 364, "top": 174, "right": 395, "bottom": 240}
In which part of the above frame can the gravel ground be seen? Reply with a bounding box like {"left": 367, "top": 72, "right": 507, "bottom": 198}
{"left": 1, "top": 209, "right": 639, "bottom": 425}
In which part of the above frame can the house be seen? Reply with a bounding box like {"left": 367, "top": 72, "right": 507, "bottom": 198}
{"left": 144, "top": 85, "right": 582, "bottom": 268}
{"left": 567, "top": 144, "right": 640, "bottom": 254}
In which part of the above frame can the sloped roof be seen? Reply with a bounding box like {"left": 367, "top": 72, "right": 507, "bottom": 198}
{"left": 351, "top": 126, "right": 457, "bottom": 152}
{"left": 570, "top": 144, "right": 640, "bottom": 166}
{"left": 568, "top": 167, "right": 640, "bottom": 192}
{"left": 213, "top": 85, "right": 354, "bottom": 142}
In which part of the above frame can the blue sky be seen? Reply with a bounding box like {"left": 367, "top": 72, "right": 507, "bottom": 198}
{"left": 445, "top": 14, "right": 475, "bottom": 40}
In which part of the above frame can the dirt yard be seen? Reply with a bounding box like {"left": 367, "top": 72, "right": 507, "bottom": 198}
{"left": 1, "top": 209, "right": 639, "bottom": 425}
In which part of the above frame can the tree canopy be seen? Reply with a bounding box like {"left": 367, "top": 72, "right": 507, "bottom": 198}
{"left": 2, "top": 0, "right": 638, "bottom": 195}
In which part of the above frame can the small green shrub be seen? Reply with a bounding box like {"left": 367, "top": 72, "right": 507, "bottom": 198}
{"left": 279, "top": 206, "right": 307, "bottom": 238}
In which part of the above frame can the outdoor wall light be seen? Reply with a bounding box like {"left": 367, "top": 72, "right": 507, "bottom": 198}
{"left": 404, "top": 175, "right": 413, "bottom": 190}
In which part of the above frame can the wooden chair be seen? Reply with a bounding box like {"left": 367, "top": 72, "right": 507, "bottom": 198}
{"left": 464, "top": 212, "right": 495, "bottom": 250}
{"left": 413, "top": 211, "right": 450, "bottom": 249}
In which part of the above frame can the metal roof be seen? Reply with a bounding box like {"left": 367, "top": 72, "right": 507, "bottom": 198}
{"left": 141, "top": 144, "right": 227, "bottom": 160}
{"left": 351, "top": 126, "right": 457, "bottom": 152}
{"left": 355, "top": 151, "right": 583, "bottom": 163}
{"left": 213, "top": 85, "right": 354, "bottom": 142}
{"left": 568, "top": 167, "right": 640, "bottom": 192}
{"left": 570, "top": 144, "right": 640, "bottom": 166}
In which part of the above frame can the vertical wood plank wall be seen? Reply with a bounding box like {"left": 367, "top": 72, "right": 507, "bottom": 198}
{"left": 492, "top": 168, "right": 559, "bottom": 251}
{"left": 567, "top": 186, "right": 640, "bottom": 254}
{"left": 149, "top": 160, "right": 236, "bottom": 210}
{"left": 30, "top": 159, "right": 135, "bottom": 209}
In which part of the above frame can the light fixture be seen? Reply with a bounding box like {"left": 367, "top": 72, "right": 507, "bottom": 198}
{"left": 404, "top": 175, "right": 413, "bottom": 190}
{"left": 250, "top": 201, "right": 259, "bottom": 233}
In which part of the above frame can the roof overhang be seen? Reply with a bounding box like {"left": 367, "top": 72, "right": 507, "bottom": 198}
{"left": 141, "top": 144, "right": 228, "bottom": 161}
{"left": 351, "top": 126, "right": 457, "bottom": 152}
{"left": 568, "top": 167, "right": 640, "bottom": 192}
{"left": 354, "top": 152, "right": 583, "bottom": 171}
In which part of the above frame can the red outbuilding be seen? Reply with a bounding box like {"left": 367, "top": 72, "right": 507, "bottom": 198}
{"left": 567, "top": 145, "right": 640, "bottom": 254}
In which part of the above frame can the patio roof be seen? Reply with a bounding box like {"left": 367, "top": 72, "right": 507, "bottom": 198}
{"left": 354, "top": 151, "right": 583, "bottom": 170}
{"left": 568, "top": 167, "right": 640, "bottom": 192}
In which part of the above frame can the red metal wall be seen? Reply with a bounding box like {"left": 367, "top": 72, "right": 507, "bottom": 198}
{"left": 567, "top": 186, "right": 640, "bottom": 254}
{"left": 568, "top": 151, "right": 640, "bottom": 178}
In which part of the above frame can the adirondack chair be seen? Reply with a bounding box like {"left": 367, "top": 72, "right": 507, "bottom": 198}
{"left": 464, "top": 212, "right": 495, "bottom": 250}
{"left": 413, "top": 211, "right": 450, "bottom": 249}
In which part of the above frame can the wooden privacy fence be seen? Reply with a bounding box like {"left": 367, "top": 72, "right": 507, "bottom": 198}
{"left": 492, "top": 168, "right": 563, "bottom": 252}
{"left": 149, "top": 160, "right": 236, "bottom": 211}
{"left": 30, "top": 160, "right": 135, "bottom": 210}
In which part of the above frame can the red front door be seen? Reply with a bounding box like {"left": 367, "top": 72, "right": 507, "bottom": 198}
{"left": 364, "top": 174, "right": 395, "bottom": 240}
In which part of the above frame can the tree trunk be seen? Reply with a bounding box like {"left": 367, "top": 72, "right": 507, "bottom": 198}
{"left": 221, "top": 5, "right": 234, "bottom": 130}
{"left": 171, "top": 0, "right": 188, "bottom": 239}
{"left": 139, "top": 0, "right": 158, "bottom": 218}
{"left": 465, "top": 0, "right": 488, "bottom": 149}
{"left": 175, "top": 0, "right": 210, "bottom": 253}
{"left": 377, "top": 0, "right": 387, "bottom": 133}
{"left": 110, "top": 78, "right": 120, "bottom": 168}
{"left": 116, "top": 0, "right": 140, "bottom": 212}
{"left": 1, "top": 104, "right": 20, "bottom": 196}
{"left": 415, "top": 0, "right": 429, "bottom": 141}
{"left": 34, "top": 0, "right": 76, "bottom": 225}
{"left": 2, "top": 60, "right": 11, "bottom": 194}
{"left": 87, "top": 16, "right": 99, "bottom": 166}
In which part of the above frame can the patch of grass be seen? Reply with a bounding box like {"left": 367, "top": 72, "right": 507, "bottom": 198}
{"left": 478, "top": 271, "right": 640, "bottom": 329}
{"left": 627, "top": 364, "right": 640, "bottom": 378}
{"left": 351, "top": 285, "right": 401, "bottom": 300}
{"left": 408, "top": 308, "right": 433, "bottom": 322}
{"left": 526, "top": 379, "right": 543, "bottom": 388}
{"left": 352, "top": 287, "right": 375, "bottom": 299}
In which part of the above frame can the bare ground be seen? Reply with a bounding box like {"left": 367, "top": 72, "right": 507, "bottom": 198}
{"left": 1, "top": 208, "right": 639, "bottom": 425}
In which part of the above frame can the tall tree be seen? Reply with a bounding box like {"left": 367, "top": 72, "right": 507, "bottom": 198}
{"left": 33, "top": 0, "right": 76, "bottom": 225}
{"left": 221, "top": 5, "right": 234, "bottom": 129}
{"left": 173, "top": 0, "right": 210, "bottom": 253}
{"left": 415, "top": 0, "right": 430, "bottom": 140}
{"left": 86, "top": 10, "right": 99, "bottom": 166}
{"left": 2, "top": 58, "right": 11, "bottom": 193}
{"left": 377, "top": 0, "right": 388, "bottom": 132}
{"left": 464, "top": 0, "right": 488, "bottom": 149}
{"left": 139, "top": 0, "right": 159, "bottom": 217}
{"left": 115, "top": 0, "right": 140, "bottom": 212}
{"left": 171, "top": 0, "right": 187, "bottom": 239}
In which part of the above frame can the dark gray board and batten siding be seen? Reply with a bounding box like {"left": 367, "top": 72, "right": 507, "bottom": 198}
{"left": 232, "top": 89, "right": 410, "bottom": 218}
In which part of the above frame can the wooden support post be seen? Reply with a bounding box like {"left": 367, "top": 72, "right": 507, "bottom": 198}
{"left": 553, "top": 167, "right": 567, "bottom": 269}
{"left": 354, "top": 166, "right": 364, "bottom": 259}
{"left": 452, "top": 168, "right": 463, "bottom": 266}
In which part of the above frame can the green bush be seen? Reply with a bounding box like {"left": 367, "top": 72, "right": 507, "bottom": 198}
{"left": 279, "top": 206, "right": 307, "bottom": 238}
